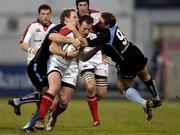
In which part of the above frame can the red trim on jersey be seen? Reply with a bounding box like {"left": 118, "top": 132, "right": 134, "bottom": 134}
{"left": 19, "top": 20, "right": 37, "bottom": 44}
{"left": 37, "top": 19, "right": 53, "bottom": 31}
{"left": 58, "top": 27, "right": 72, "bottom": 36}
{"left": 41, "top": 21, "right": 53, "bottom": 32}
{"left": 89, "top": 9, "right": 100, "bottom": 13}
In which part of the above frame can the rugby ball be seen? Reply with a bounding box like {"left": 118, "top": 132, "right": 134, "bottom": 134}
{"left": 62, "top": 43, "right": 77, "bottom": 52}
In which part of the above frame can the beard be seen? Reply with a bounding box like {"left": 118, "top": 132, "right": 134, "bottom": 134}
{"left": 92, "top": 22, "right": 106, "bottom": 32}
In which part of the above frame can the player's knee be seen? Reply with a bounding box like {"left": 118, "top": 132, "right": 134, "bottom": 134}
{"left": 117, "top": 80, "right": 131, "bottom": 95}
{"left": 86, "top": 81, "right": 96, "bottom": 92}
{"left": 59, "top": 95, "right": 69, "bottom": 106}
{"left": 58, "top": 102, "right": 68, "bottom": 109}
{"left": 117, "top": 86, "right": 127, "bottom": 95}
{"left": 96, "top": 89, "right": 107, "bottom": 99}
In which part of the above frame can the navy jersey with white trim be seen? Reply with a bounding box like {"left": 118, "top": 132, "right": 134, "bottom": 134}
{"left": 87, "top": 25, "right": 133, "bottom": 64}
{"left": 33, "top": 24, "right": 64, "bottom": 67}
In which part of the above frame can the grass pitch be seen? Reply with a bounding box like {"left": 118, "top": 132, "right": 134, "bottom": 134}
{"left": 0, "top": 98, "right": 180, "bottom": 135}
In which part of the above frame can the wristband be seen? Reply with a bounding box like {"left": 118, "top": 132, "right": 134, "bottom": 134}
{"left": 28, "top": 48, "right": 34, "bottom": 53}
{"left": 28, "top": 48, "right": 32, "bottom": 53}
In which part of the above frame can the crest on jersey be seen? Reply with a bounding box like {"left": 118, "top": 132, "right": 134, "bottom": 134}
{"left": 36, "top": 28, "right": 41, "bottom": 32}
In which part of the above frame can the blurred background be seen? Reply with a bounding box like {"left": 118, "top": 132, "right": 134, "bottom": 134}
{"left": 0, "top": 0, "right": 180, "bottom": 99}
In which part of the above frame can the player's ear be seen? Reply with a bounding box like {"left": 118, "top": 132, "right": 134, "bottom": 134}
{"left": 105, "top": 24, "right": 110, "bottom": 29}
{"left": 64, "top": 17, "right": 69, "bottom": 23}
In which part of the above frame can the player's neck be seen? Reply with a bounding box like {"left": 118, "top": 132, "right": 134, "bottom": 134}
{"left": 37, "top": 19, "right": 51, "bottom": 27}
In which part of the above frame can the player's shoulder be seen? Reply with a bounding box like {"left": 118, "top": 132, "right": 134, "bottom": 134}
{"left": 49, "top": 24, "right": 72, "bottom": 36}
{"left": 49, "top": 23, "right": 63, "bottom": 32}
{"left": 89, "top": 9, "right": 101, "bottom": 24}
{"left": 90, "top": 9, "right": 101, "bottom": 16}
{"left": 29, "top": 20, "right": 41, "bottom": 27}
{"left": 59, "top": 27, "right": 72, "bottom": 36}
{"left": 89, "top": 9, "right": 100, "bottom": 13}
{"left": 24, "top": 20, "right": 38, "bottom": 30}
{"left": 53, "top": 23, "right": 63, "bottom": 28}
{"left": 28, "top": 20, "right": 38, "bottom": 25}
{"left": 49, "top": 22, "right": 56, "bottom": 27}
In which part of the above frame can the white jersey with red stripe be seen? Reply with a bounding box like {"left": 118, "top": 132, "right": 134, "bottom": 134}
{"left": 47, "top": 27, "right": 79, "bottom": 86}
{"left": 82, "top": 9, "right": 101, "bottom": 54}
{"left": 49, "top": 29, "right": 77, "bottom": 67}
{"left": 20, "top": 20, "right": 55, "bottom": 64}
{"left": 79, "top": 9, "right": 108, "bottom": 77}
{"left": 90, "top": 9, "right": 101, "bottom": 25}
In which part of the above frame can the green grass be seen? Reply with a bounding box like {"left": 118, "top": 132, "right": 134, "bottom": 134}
{"left": 0, "top": 98, "right": 180, "bottom": 135}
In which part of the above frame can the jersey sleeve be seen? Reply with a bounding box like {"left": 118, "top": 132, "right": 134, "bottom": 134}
{"left": 48, "top": 24, "right": 69, "bottom": 35}
{"left": 86, "top": 31, "right": 109, "bottom": 47}
{"left": 19, "top": 24, "right": 34, "bottom": 44}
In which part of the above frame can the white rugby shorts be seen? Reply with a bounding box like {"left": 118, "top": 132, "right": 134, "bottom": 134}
{"left": 47, "top": 55, "right": 79, "bottom": 86}
{"left": 79, "top": 51, "right": 108, "bottom": 77}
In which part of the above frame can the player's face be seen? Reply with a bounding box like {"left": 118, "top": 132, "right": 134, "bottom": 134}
{"left": 66, "top": 11, "right": 79, "bottom": 26}
{"left": 78, "top": 21, "right": 92, "bottom": 37}
{"left": 38, "top": 9, "right": 51, "bottom": 24}
{"left": 77, "top": 2, "right": 89, "bottom": 16}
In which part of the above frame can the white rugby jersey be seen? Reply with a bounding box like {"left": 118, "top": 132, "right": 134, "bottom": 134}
{"left": 20, "top": 20, "right": 55, "bottom": 64}
{"left": 49, "top": 27, "right": 79, "bottom": 68}
{"left": 90, "top": 9, "right": 101, "bottom": 25}
{"left": 83, "top": 9, "right": 102, "bottom": 58}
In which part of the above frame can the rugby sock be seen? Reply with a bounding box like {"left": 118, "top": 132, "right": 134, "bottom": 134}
{"left": 144, "top": 78, "right": 160, "bottom": 100}
{"left": 52, "top": 104, "right": 67, "bottom": 119}
{"left": 29, "top": 109, "right": 40, "bottom": 127}
{"left": 23, "top": 109, "right": 39, "bottom": 128}
{"left": 13, "top": 92, "right": 41, "bottom": 106}
{"left": 87, "top": 96, "right": 100, "bottom": 123}
{"left": 39, "top": 92, "right": 54, "bottom": 119}
{"left": 123, "top": 88, "right": 146, "bottom": 105}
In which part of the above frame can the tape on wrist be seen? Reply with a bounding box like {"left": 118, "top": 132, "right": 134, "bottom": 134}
{"left": 28, "top": 48, "right": 34, "bottom": 53}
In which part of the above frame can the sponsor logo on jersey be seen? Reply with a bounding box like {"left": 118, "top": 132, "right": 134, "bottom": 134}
{"left": 34, "top": 39, "right": 42, "bottom": 42}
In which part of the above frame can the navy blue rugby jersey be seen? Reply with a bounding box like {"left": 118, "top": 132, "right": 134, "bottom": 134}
{"left": 87, "top": 24, "right": 134, "bottom": 64}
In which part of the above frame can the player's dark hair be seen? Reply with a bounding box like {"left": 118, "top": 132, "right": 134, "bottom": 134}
{"left": 79, "top": 15, "right": 93, "bottom": 25}
{"left": 76, "top": 0, "right": 89, "bottom": 9}
{"left": 101, "top": 12, "right": 116, "bottom": 28}
{"left": 38, "top": 4, "right": 51, "bottom": 14}
{"left": 60, "top": 9, "right": 76, "bottom": 24}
